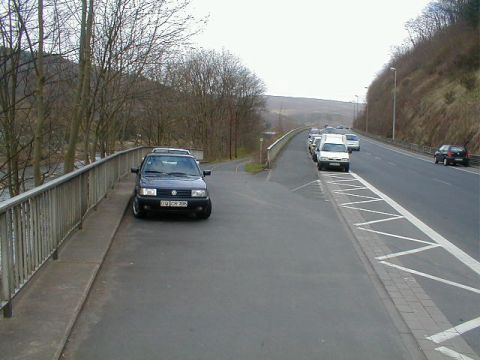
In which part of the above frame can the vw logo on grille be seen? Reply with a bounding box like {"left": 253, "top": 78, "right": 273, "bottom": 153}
{"left": 171, "top": 190, "right": 177, "bottom": 196}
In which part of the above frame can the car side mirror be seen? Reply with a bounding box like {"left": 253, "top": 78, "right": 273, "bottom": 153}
{"left": 203, "top": 170, "right": 212, "bottom": 176}
{"left": 131, "top": 167, "right": 139, "bottom": 173}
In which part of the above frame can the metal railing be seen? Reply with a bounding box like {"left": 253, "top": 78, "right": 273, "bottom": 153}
{"left": 355, "top": 130, "right": 480, "bottom": 166}
{"left": 0, "top": 147, "right": 151, "bottom": 317}
{"left": 266, "top": 127, "right": 309, "bottom": 168}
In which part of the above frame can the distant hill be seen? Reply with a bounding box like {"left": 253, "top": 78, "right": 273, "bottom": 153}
{"left": 263, "top": 95, "right": 361, "bottom": 130}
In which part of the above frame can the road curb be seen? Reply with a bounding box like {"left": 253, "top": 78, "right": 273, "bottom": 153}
{"left": 54, "top": 180, "right": 133, "bottom": 360}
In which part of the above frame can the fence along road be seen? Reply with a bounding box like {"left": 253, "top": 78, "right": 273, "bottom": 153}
{"left": 0, "top": 147, "right": 151, "bottom": 317}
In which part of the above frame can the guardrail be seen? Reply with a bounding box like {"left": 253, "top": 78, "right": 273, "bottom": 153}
{"left": 0, "top": 147, "right": 151, "bottom": 317}
{"left": 266, "top": 127, "right": 310, "bottom": 168}
{"left": 354, "top": 130, "right": 480, "bottom": 166}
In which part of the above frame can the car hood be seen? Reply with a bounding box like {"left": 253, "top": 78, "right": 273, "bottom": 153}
{"left": 139, "top": 175, "right": 206, "bottom": 189}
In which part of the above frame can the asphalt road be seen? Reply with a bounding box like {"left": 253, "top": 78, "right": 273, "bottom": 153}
{"left": 62, "top": 137, "right": 418, "bottom": 359}
{"left": 350, "top": 137, "right": 479, "bottom": 261}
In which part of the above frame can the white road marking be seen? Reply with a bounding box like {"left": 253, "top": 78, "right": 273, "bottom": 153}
{"left": 361, "top": 137, "right": 479, "bottom": 176}
{"left": 327, "top": 179, "right": 358, "bottom": 183}
{"left": 380, "top": 261, "right": 480, "bottom": 294}
{"left": 354, "top": 215, "right": 404, "bottom": 226}
{"left": 433, "top": 178, "right": 452, "bottom": 186}
{"left": 342, "top": 205, "right": 400, "bottom": 217}
{"left": 333, "top": 187, "right": 370, "bottom": 193}
{"left": 351, "top": 172, "right": 480, "bottom": 276}
{"left": 341, "top": 199, "right": 383, "bottom": 206}
{"left": 427, "top": 316, "right": 480, "bottom": 344}
{"left": 334, "top": 192, "right": 380, "bottom": 200}
{"left": 387, "top": 161, "right": 396, "bottom": 166}
{"left": 435, "top": 346, "right": 474, "bottom": 360}
{"left": 290, "top": 180, "right": 321, "bottom": 192}
{"left": 357, "top": 227, "right": 438, "bottom": 245}
{"left": 376, "top": 244, "right": 440, "bottom": 260}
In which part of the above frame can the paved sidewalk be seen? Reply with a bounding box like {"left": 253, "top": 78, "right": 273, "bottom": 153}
{"left": 0, "top": 176, "right": 134, "bottom": 360}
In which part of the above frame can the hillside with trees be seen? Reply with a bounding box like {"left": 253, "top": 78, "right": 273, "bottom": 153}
{"left": 354, "top": 0, "right": 480, "bottom": 153}
{"left": 0, "top": 0, "right": 265, "bottom": 199}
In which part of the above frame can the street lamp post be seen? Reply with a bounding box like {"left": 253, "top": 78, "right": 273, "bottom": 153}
{"left": 354, "top": 94, "right": 359, "bottom": 123}
{"left": 390, "top": 67, "right": 397, "bottom": 140}
{"left": 364, "top": 86, "right": 369, "bottom": 133}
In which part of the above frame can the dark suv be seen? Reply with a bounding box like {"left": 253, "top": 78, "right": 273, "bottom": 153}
{"left": 434, "top": 145, "right": 470, "bottom": 167}
{"left": 131, "top": 153, "right": 212, "bottom": 219}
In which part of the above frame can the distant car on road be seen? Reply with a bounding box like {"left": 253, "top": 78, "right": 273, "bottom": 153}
{"left": 345, "top": 134, "right": 360, "bottom": 151}
{"left": 131, "top": 153, "right": 212, "bottom": 219}
{"left": 434, "top": 145, "right": 469, "bottom": 166}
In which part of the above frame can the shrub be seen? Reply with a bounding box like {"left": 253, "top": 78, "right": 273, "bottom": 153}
{"left": 444, "top": 90, "right": 456, "bottom": 104}
{"left": 460, "top": 75, "right": 477, "bottom": 91}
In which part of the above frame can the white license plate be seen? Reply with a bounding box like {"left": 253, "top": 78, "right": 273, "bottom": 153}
{"left": 329, "top": 162, "right": 340, "bottom": 166}
{"left": 455, "top": 158, "right": 463, "bottom": 161}
{"left": 160, "top": 200, "right": 188, "bottom": 207}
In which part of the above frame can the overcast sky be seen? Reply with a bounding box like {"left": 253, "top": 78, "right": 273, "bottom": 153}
{"left": 190, "top": 0, "right": 432, "bottom": 102}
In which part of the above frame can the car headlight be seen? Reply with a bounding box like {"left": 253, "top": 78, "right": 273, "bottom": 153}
{"left": 320, "top": 157, "right": 328, "bottom": 161}
{"left": 191, "top": 189, "right": 207, "bottom": 197}
{"left": 139, "top": 188, "right": 157, "bottom": 196}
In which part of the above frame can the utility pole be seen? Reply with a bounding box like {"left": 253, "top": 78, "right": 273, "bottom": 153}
{"left": 390, "top": 67, "right": 397, "bottom": 140}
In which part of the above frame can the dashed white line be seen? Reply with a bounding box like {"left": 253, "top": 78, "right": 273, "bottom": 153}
{"left": 435, "top": 346, "right": 474, "bottom": 360}
{"left": 380, "top": 261, "right": 480, "bottom": 294}
{"left": 427, "top": 316, "right": 480, "bottom": 344}
{"left": 334, "top": 192, "right": 380, "bottom": 200}
{"left": 375, "top": 244, "right": 440, "bottom": 260}
{"left": 433, "top": 178, "right": 452, "bottom": 186}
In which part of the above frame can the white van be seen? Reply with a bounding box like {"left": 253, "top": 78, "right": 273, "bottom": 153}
{"left": 316, "top": 135, "right": 350, "bottom": 172}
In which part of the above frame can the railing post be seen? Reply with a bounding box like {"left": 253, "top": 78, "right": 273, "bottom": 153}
{"left": 1, "top": 212, "right": 13, "bottom": 317}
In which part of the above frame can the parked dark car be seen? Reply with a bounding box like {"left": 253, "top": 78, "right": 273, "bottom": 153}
{"left": 131, "top": 153, "right": 212, "bottom": 219}
{"left": 434, "top": 145, "right": 470, "bottom": 167}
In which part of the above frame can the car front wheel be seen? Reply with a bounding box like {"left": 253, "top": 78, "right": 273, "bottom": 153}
{"left": 132, "top": 197, "right": 145, "bottom": 218}
{"left": 197, "top": 200, "right": 212, "bottom": 219}
{"left": 443, "top": 158, "right": 448, "bottom": 166}
{"left": 434, "top": 156, "right": 438, "bottom": 164}
{"left": 344, "top": 164, "right": 350, "bottom": 172}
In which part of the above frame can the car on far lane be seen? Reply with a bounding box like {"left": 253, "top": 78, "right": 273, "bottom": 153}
{"left": 345, "top": 134, "right": 360, "bottom": 151}
{"left": 434, "top": 145, "right": 470, "bottom": 167}
{"left": 131, "top": 153, "right": 212, "bottom": 219}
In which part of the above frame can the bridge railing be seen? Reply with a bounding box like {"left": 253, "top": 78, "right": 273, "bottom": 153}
{"left": 0, "top": 147, "right": 151, "bottom": 317}
{"left": 266, "top": 127, "right": 309, "bottom": 168}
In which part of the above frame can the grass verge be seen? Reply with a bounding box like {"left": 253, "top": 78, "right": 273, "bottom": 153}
{"left": 244, "top": 162, "right": 265, "bottom": 174}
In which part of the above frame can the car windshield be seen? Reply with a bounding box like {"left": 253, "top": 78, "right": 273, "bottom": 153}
{"left": 322, "top": 143, "right": 347, "bottom": 152}
{"left": 346, "top": 135, "right": 358, "bottom": 141}
{"left": 142, "top": 155, "right": 200, "bottom": 176}
{"left": 450, "top": 146, "right": 465, "bottom": 152}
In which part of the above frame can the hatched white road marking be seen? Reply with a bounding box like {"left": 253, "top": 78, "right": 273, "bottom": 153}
{"left": 351, "top": 172, "right": 480, "bottom": 276}
{"left": 291, "top": 180, "right": 321, "bottom": 192}
{"left": 357, "top": 227, "right": 438, "bottom": 246}
{"left": 435, "top": 347, "right": 475, "bottom": 360}
{"left": 380, "top": 261, "right": 480, "bottom": 294}
{"left": 354, "top": 215, "right": 404, "bottom": 227}
{"left": 340, "top": 198, "right": 383, "bottom": 206}
{"left": 427, "top": 316, "right": 480, "bottom": 344}
{"left": 341, "top": 206, "right": 400, "bottom": 217}
{"left": 375, "top": 244, "right": 441, "bottom": 260}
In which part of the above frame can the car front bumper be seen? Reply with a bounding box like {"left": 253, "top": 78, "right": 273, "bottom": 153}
{"left": 135, "top": 195, "right": 210, "bottom": 213}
